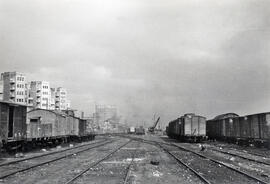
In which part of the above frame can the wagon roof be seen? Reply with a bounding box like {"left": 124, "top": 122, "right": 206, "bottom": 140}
{"left": 27, "top": 108, "right": 65, "bottom": 115}
{"left": 213, "top": 113, "right": 239, "bottom": 120}
{"left": 0, "top": 100, "right": 28, "bottom": 107}
{"left": 27, "top": 108, "right": 84, "bottom": 119}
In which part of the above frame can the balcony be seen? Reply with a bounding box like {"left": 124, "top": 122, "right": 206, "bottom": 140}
{"left": 36, "top": 87, "right": 41, "bottom": 92}
{"left": 10, "top": 92, "right": 15, "bottom": 98}
{"left": 10, "top": 86, "right": 15, "bottom": 91}
{"left": 10, "top": 78, "right": 15, "bottom": 84}
{"left": 36, "top": 92, "right": 41, "bottom": 97}
{"left": 36, "top": 98, "right": 41, "bottom": 103}
{"left": 9, "top": 99, "right": 15, "bottom": 103}
{"left": 28, "top": 102, "right": 33, "bottom": 106}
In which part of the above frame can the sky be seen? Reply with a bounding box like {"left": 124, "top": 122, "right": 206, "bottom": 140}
{"left": 0, "top": 0, "right": 270, "bottom": 127}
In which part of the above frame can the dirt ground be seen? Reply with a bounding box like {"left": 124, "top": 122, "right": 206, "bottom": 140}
{"left": 1, "top": 135, "right": 269, "bottom": 184}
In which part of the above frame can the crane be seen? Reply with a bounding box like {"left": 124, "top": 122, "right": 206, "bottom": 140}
{"left": 148, "top": 116, "right": 160, "bottom": 133}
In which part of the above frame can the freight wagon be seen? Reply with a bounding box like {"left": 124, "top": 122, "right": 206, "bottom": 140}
{"left": 206, "top": 112, "right": 270, "bottom": 148}
{"left": 135, "top": 126, "right": 145, "bottom": 135}
{"left": 27, "top": 109, "right": 93, "bottom": 147}
{"left": 167, "top": 113, "right": 207, "bottom": 142}
{"left": 0, "top": 101, "right": 27, "bottom": 151}
{"left": 0, "top": 101, "right": 95, "bottom": 152}
{"left": 127, "top": 127, "right": 135, "bottom": 134}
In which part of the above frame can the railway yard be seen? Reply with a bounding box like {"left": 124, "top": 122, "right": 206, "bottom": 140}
{"left": 0, "top": 134, "right": 269, "bottom": 184}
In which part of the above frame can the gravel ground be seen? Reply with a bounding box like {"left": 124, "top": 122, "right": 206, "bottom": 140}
{"left": 74, "top": 138, "right": 204, "bottom": 184}
{"left": 0, "top": 137, "right": 124, "bottom": 184}
{"left": 2, "top": 134, "right": 269, "bottom": 184}
{"left": 174, "top": 142, "right": 270, "bottom": 183}
{"left": 0, "top": 136, "right": 104, "bottom": 165}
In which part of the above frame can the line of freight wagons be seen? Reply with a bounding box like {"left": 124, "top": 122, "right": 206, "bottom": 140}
{"left": 206, "top": 112, "right": 270, "bottom": 147}
{"left": 166, "top": 112, "right": 270, "bottom": 147}
{"left": 0, "top": 101, "right": 95, "bottom": 151}
{"left": 127, "top": 126, "right": 145, "bottom": 135}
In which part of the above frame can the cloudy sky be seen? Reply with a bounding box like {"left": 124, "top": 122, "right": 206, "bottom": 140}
{"left": 0, "top": 0, "right": 270, "bottom": 126}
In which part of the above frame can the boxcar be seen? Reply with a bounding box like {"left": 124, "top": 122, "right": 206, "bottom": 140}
{"left": 0, "top": 101, "right": 27, "bottom": 150}
{"left": 135, "top": 126, "right": 145, "bottom": 135}
{"left": 127, "top": 127, "right": 135, "bottom": 134}
{"left": 27, "top": 109, "right": 67, "bottom": 139}
{"left": 206, "top": 112, "right": 270, "bottom": 147}
{"left": 167, "top": 113, "right": 207, "bottom": 142}
{"left": 206, "top": 113, "right": 240, "bottom": 141}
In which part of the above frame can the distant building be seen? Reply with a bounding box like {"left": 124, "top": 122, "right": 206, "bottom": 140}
{"left": 55, "top": 87, "right": 70, "bottom": 110}
{"left": 50, "top": 88, "right": 56, "bottom": 110}
{"left": 1, "top": 72, "right": 28, "bottom": 105}
{"left": 25, "top": 82, "right": 33, "bottom": 106}
{"left": 93, "top": 105, "right": 119, "bottom": 132}
{"left": 29, "top": 81, "right": 51, "bottom": 109}
{"left": 0, "top": 80, "right": 3, "bottom": 100}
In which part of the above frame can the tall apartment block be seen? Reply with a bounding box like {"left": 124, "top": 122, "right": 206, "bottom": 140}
{"left": 0, "top": 80, "right": 3, "bottom": 100}
{"left": 55, "top": 87, "right": 70, "bottom": 110}
{"left": 29, "top": 81, "right": 51, "bottom": 109}
{"left": 50, "top": 88, "right": 56, "bottom": 110}
{"left": 0, "top": 72, "right": 28, "bottom": 105}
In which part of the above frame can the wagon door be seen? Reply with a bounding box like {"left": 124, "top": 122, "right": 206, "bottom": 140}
{"left": 184, "top": 117, "right": 192, "bottom": 136}
{"left": 8, "top": 106, "right": 14, "bottom": 138}
{"left": 0, "top": 104, "right": 9, "bottom": 142}
{"left": 191, "top": 116, "right": 199, "bottom": 136}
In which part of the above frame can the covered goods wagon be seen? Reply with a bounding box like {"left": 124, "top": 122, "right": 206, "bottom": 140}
{"left": 206, "top": 112, "right": 270, "bottom": 147}
{"left": 0, "top": 101, "right": 27, "bottom": 150}
{"left": 27, "top": 109, "right": 68, "bottom": 139}
{"left": 167, "top": 113, "right": 207, "bottom": 142}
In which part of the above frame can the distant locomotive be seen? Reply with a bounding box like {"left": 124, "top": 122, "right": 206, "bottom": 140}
{"left": 167, "top": 113, "right": 207, "bottom": 142}
{"left": 206, "top": 112, "right": 270, "bottom": 147}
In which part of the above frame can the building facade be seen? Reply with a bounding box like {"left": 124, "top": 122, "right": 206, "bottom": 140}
{"left": 50, "top": 88, "right": 56, "bottom": 110}
{"left": 0, "top": 72, "right": 28, "bottom": 105}
{"left": 55, "top": 87, "right": 69, "bottom": 110}
{"left": 0, "top": 80, "right": 3, "bottom": 100}
{"left": 93, "top": 105, "right": 119, "bottom": 132}
{"left": 29, "top": 81, "right": 51, "bottom": 109}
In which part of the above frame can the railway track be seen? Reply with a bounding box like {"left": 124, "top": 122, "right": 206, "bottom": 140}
{"left": 64, "top": 139, "right": 133, "bottom": 184}
{"left": 0, "top": 139, "right": 115, "bottom": 180}
{"left": 125, "top": 136, "right": 269, "bottom": 184}
{"left": 122, "top": 141, "right": 139, "bottom": 184}
{"left": 170, "top": 143, "right": 269, "bottom": 184}
{"left": 209, "top": 142, "right": 270, "bottom": 159}
{"left": 206, "top": 146, "right": 270, "bottom": 166}
{"left": 159, "top": 143, "right": 211, "bottom": 184}
{"left": 0, "top": 138, "right": 107, "bottom": 167}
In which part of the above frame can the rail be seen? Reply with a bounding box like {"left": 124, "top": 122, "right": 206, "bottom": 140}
{"left": 0, "top": 139, "right": 115, "bottom": 180}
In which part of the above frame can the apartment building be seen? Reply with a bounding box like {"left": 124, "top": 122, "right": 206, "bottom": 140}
{"left": 50, "top": 88, "right": 56, "bottom": 110}
{"left": 0, "top": 72, "right": 28, "bottom": 105}
{"left": 29, "top": 81, "right": 51, "bottom": 109}
{"left": 0, "top": 80, "right": 3, "bottom": 100}
{"left": 55, "top": 87, "right": 69, "bottom": 110}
